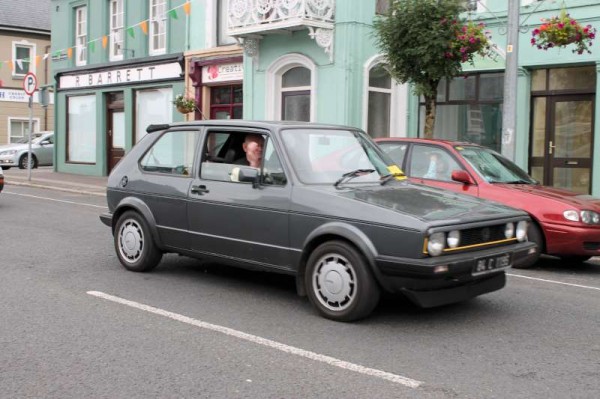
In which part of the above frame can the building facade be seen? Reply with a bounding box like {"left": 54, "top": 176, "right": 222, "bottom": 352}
{"left": 0, "top": 0, "right": 54, "bottom": 145}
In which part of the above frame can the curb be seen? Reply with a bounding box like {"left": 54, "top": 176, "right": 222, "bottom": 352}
{"left": 6, "top": 180, "right": 106, "bottom": 197}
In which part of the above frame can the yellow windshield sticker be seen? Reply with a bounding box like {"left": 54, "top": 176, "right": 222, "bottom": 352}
{"left": 455, "top": 146, "right": 464, "bottom": 151}
{"left": 387, "top": 165, "right": 407, "bottom": 180}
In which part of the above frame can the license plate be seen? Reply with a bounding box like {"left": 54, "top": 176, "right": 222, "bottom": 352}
{"left": 473, "top": 253, "right": 511, "bottom": 275}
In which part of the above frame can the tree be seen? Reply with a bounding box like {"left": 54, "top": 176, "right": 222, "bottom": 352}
{"left": 373, "top": 0, "right": 491, "bottom": 138}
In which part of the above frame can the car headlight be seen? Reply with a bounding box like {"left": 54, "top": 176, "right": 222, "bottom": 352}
{"left": 563, "top": 210, "right": 600, "bottom": 225}
{"left": 504, "top": 223, "right": 515, "bottom": 239}
{"left": 516, "top": 221, "right": 528, "bottom": 242}
{"left": 427, "top": 232, "right": 446, "bottom": 256}
{"left": 447, "top": 230, "right": 460, "bottom": 248}
{"left": 0, "top": 150, "right": 17, "bottom": 156}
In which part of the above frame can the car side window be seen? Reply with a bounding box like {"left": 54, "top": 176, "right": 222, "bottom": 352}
{"left": 379, "top": 142, "right": 407, "bottom": 166}
{"left": 139, "top": 130, "right": 198, "bottom": 176}
{"left": 262, "top": 138, "right": 287, "bottom": 186}
{"left": 410, "top": 145, "right": 462, "bottom": 182}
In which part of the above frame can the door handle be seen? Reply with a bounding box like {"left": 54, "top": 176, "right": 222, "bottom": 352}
{"left": 191, "top": 184, "right": 209, "bottom": 195}
{"left": 548, "top": 140, "right": 556, "bottom": 155}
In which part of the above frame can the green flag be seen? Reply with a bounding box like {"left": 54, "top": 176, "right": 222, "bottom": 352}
{"left": 168, "top": 9, "right": 178, "bottom": 20}
{"left": 90, "top": 41, "right": 96, "bottom": 53}
{"left": 127, "top": 27, "right": 135, "bottom": 38}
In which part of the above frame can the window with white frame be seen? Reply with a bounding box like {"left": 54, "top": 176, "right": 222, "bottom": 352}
{"left": 135, "top": 88, "right": 173, "bottom": 142}
{"left": 12, "top": 41, "right": 35, "bottom": 77}
{"left": 109, "top": 0, "right": 124, "bottom": 61}
{"left": 366, "top": 64, "right": 392, "bottom": 138}
{"left": 217, "top": 0, "right": 236, "bottom": 45}
{"left": 9, "top": 118, "right": 40, "bottom": 143}
{"left": 75, "top": 6, "right": 87, "bottom": 66}
{"left": 281, "top": 67, "right": 311, "bottom": 122}
{"left": 68, "top": 95, "right": 97, "bottom": 163}
{"left": 149, "top": 0, "right": 167, "bottom": 55}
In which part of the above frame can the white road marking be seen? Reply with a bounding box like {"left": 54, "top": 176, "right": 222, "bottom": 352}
{"left": 87, "top": 290, "right": 423, "bottom": 389}
{"left": 508, "top": 273, "right": 600, "bottom": 291}
{"left": 3, "top": 191, "right": 107, "bottom": 209}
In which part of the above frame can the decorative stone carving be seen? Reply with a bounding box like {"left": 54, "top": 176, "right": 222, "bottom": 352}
{"left": 308, "top": 27, "right": 333, "bottom": 61}
{"left": 242, "top": 37, "right": 260, "bottom": 58}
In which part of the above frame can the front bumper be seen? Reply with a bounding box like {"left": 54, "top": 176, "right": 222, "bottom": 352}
{"left": 543, "top": 222, "right": 600, "bottom": 257}
{"left": 374, "top": 241, "right": 537, "bottom": 307}
{"left": 99, "top": 212, "right": 113, "bottom": 227}
{"left": 0, "top": 155, "right": 18, "bottom": 167}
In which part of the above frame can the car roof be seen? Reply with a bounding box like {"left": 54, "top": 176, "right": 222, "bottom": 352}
{"left": 375, "top": 137, "right": 481, "bottom": 148}
{"left": 148, "top": 120, "right": 361, "bottom": 133}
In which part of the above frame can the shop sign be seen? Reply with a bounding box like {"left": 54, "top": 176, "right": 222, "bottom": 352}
{"left": 0, "top": 88, "right": 54, "bottom": 104}
{"left": 202, "top": 62, "right": 243, "bottom": 84}
{"left": 59, "top": 62, "right": 182, "bottom": 89}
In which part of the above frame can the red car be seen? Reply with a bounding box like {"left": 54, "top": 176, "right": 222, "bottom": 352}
{"left": 375, "top": 138, "right": 600, "bottom": 268}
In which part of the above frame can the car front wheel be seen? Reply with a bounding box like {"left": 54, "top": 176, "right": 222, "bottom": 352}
{"left": 18, "top": 154, "right": 38, "bottom": 169}
{"left": 305, "top": 240, "right": 380, "bottom": 322}
{"left": 114, "top": 211, "right": 162, "bottom": 272}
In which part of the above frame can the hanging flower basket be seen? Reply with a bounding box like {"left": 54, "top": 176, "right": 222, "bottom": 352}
{"left": 531, "top": 9, "right": 596, "bottom": 54}
{"left": 173, "top": 95, "right": 196, "bottom": 114}
{"left": 443, "top": 20, "right": 493, "bottom": 63}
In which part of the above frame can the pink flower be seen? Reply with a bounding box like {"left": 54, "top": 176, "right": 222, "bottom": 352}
{"left": 531, "top": 38, "right": 536, "bottom": 44}
{"left": 532, "top": 29, "right": 540, "bottom": 36}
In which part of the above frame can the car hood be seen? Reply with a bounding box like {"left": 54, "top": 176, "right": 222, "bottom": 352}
{"left": 494, "top": 183, "right": 600, "bottom": 210}
{"left": 0, "top": 143, "right": 30, "bottom": 152}
{"left": 333, "top": 182, "right": 524, "bottom": 224}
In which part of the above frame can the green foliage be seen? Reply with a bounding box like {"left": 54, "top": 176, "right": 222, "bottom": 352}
{"left": 173, "top": 94, "right": 196, "bottom": 113}
{"left": 372, "top": 0, "right": 486, "bottom": 97}
{"left": 531, "top": 9, "right": 596, "bottom": 55}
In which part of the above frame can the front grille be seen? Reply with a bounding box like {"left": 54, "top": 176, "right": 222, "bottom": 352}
{"left": 460, "top": 225, "right": 507, "bottom": 247}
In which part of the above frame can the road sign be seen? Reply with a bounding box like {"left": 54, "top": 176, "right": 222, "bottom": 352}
{"left": 23, "top": 72, "right": 38, "bottom": 96}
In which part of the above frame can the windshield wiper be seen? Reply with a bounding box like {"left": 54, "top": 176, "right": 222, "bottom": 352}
{"left": 504, "top": 179, "right": 532, "bottom": 184}
{"left": 334, "top": 169, "right": 375, "bottom": 188}
{"left": 380, "top": 172, "right": 405, "bottom": 186}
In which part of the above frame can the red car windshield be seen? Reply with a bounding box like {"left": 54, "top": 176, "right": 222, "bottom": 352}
{"left": 457, "top": 145, "right": 537, "bottom": 184}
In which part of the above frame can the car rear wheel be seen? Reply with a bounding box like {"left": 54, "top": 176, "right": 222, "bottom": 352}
{"left": 18, "top": 154, "right": 38, "bottom": 169}
{"left": 114, "top": 211, "right": 162, "bottom": 272}
{"left": 514, "top": 222, "right": 543, "bottom": 269}
{"left": 305, "top": 240, "right": 380, "bottom": 322}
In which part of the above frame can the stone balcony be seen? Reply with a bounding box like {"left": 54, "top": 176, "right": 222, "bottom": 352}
{"left": 227, "top": 0, "right": 335, "bottom": 60}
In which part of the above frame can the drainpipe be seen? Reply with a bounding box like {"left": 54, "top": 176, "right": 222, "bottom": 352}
{"left": 44, "top": 44, "right": 51, "bottom": 130}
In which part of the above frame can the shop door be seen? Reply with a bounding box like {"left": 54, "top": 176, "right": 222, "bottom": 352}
{"left": 530, "top": 95, "right": 594, "bottom": 194}
{"left": 106, "top": 92, "right": 125, "bottom": 172}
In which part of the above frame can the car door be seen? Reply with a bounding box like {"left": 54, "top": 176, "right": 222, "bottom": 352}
{"left": 407, "top": 143, "right": 479, "bottom": 196}
{"left": 187, "top": 128, "right": 292, "bottom": 271}
{"left": 37, "top": 133, "right": 54, "bottom": 165}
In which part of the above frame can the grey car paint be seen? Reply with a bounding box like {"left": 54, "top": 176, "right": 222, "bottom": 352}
{"left": 101, "top": 120, "right": 536, "bottom": 320}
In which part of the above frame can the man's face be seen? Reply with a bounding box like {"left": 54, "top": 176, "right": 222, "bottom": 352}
{"left": 243, "top": 136, "right": 264, "bottom": 166}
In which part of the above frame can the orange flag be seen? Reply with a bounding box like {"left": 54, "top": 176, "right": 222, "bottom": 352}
{"left": 183, "top": 1, "right": 191, "bottom": 15}
{"left": 35, "top": 55, "right": 41, "bottom": 67}
{"left": 67, "top": 47, "right": 73, "bottom": 59}
{"left": 140, "top": 20, "right": 148, "bottom": 35}
{"left": 102, "top": 35, "right": 108, "bottom": 49}
{"left": 8, "top": 60, "right": 13, "bottom": 71}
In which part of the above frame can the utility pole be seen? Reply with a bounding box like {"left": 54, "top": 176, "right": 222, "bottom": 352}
{"left": 501, "top": 0, "right": 520, "bottom": 161}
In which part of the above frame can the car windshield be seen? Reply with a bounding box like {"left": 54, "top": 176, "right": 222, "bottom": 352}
{"left": 280, "top": 128, "right": 396, "bottom": 184}
{"left": 457, "top": 145, "right": 537, "bottom": 184}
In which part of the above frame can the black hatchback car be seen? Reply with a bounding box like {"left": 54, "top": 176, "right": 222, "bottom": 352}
{"left": 100, "top": 121, "right": 536, "bottom": 321}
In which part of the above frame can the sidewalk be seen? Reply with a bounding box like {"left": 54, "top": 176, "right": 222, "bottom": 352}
{"left": 2, "top": 166, "right": 107, "bottom": 197}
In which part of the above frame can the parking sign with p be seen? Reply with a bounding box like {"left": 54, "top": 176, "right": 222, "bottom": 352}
{"left": 23, "top": 72, "right": 38, "bottom": 96}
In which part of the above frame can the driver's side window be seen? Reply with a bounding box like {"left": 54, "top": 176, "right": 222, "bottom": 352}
{"left": 410, "top": 145, "right": 461, "bottom": 182}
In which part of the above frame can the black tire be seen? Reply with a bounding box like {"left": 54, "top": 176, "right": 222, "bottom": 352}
{"left": 305, "top": 240, "right": 380, "bottom": 322}
{"left": 114, "top": 211, "right": 162, "bottom": 272}
{"left": 1, "top": 166, "right": 10, "bottom": 170}
{"left": 514, "top": 222, "right": 543, "bottom": 269}
{"left": 18, "top": 154, "right": 37, "bottom": 169}
{"left": 560, "top": 256, "right": 592, "bottom": 263}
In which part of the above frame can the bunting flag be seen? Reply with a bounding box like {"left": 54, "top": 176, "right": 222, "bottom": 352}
{"left": 140, "top": 20, "right": 148, "bottom": 35}
{"left": 1, "top": 0, "right": 197, "bottom": 68}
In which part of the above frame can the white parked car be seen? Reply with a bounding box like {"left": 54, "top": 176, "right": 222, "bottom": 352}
{"left": 0, "top": 132, "right": 54, "bottom": 170}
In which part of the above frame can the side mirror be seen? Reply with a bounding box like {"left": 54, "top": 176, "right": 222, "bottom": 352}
{"left": 238, "top": 166, "right": 260, "bottom": 188}
{"left": 39, "top": 140, "right": 49, "bottom": 146}
{"left": 451, "top": 170, "right": 474, "bottom": 185}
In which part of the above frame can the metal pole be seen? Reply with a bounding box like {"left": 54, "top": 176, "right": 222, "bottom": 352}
{"left": 27, "top": 95, "right": 33, "bottom": 181}
{"left": 501, "top": 0, "right": 520, "bottom": 161}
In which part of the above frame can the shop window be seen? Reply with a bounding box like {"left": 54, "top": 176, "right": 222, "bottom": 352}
{"left": 149, "top": 0, "right": 167, "bottom": 55}
{"left": 140, "top": 130, "right": 198, "bottom": 176}
{"left": 75, "top": 6, "right": 87, "bottom": 66}
{"left": 12, "top": 42, "right": 34, "bottom": 77}
{"left": 210, "top": 85, "right": 243, "bottom": 119}
{"left": 367, "top": 64, "right": 392, "bottom": 138}
{"left": 135, "top": 88, "right": 173, "bottom": 142}
{"left": 8, "top": 118, "right": 40, "bottom": 143}
{"left": 67, "top": 95, "right": 97, "bottom": 163}
{"left": 419, "top": 73, "right": 504, "bottom": 152}
{"left": 109, "top": 0, "right": 124, "bottom": 61}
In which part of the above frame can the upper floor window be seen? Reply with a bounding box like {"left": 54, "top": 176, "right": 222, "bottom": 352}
{"left": 12, "top": 41, "right": 35, "bottom": 77}
{"left": 109, "top": 0, "right": 124, "bottom": 61}
{"left": 75, "top": 6, "right": 87, "bottom": 66}
{"left": 281, "top": 67, "right": 311, "bottom": 122}
{"left": 375, "top": 0, "right": 391, "bottom": 15}
{"left": 149, "top": 0, "right": 167, "bottom": 55}
{"left": 367, "top": 64, "right": 392, "bottom": 138}
{"left": 218, "top": 0, "right": 236, "bottom": 46}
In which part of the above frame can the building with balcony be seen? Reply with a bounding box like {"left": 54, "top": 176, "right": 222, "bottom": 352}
{"left": 51, "top": 0, "right": 190, "bottom": 175}
{"left": 0, "top": 0, "right": 54, "bottom": 147}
